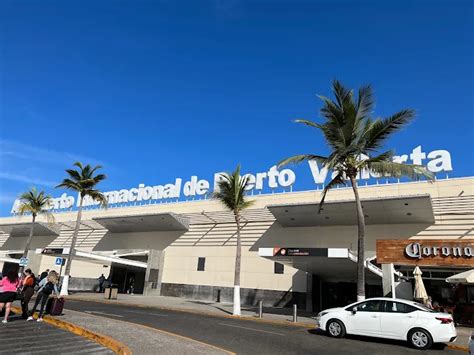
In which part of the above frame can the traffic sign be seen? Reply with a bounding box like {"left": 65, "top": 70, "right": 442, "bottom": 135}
{"left": 55, "top": 257, "right": 63, "bottom": 266}
{"left": 19, "top": 257, "right": 29, "bottom": 267}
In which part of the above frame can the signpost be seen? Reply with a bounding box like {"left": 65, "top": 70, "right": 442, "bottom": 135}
{"left": 19, "top": 257, "right": 28, "bottom": 267}
{"left": 55, "top": 257, "right": 66, "bottom": 280}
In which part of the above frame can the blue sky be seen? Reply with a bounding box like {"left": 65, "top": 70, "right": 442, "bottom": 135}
{"left": 0, "top": 0, "right": 473, "bottom": 216}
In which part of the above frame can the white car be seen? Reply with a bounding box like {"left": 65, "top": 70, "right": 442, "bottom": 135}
{"left": 315, "top": 297, "right": 457, "bottom": 350}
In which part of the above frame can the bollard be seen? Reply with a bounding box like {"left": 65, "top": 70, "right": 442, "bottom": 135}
{"left": 258, "top": 300, "right": 263, "bottom": 319}
{"left": 292, "top": 304, "right": 298, "bottom": 323}
{"left": 217, "top": 289, "right": 221, "bottom": 303}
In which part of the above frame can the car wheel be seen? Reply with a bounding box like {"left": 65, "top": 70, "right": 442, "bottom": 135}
{"left": 408, "top": 328, "right": 433, "bottom": 350}
{"left": 326, "top": 319, "right": 346, "bottom": 338}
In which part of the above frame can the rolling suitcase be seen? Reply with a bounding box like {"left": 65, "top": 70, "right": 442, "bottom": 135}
{"left": 46, "top": 297, "right": 65, "bottom": 316}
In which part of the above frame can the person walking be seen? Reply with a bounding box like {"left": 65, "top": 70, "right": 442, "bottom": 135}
{"left": 39, "top": 269, "right": 49, "bottom": 282}
{"left": 98, "top": 274, "right": 105, "bottom": 293}
{"left": 20, "top": 269, "right": 36, "bottom": 319}
{"left": 0, "top": 269, "right": 20, "bottom": 324}
{"left": 28, "top": 270, "right": 60, "bottom": 322}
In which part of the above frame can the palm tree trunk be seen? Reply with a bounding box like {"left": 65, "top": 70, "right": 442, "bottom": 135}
{"left": 233, "top": 212, "right": 242, "bottom": 316}
{"left": 350, "top": 176, "right": 366, "bottom": 301}
{"left": 61, "top": 196, "right": 83, "bottom": 296}
{"left": 19, "top": 214, "right": 36, "bottom": 274}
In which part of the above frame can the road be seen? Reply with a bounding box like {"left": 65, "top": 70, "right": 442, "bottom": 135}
{"left": 65, "top": 300, "right": 462, "bottom": 355}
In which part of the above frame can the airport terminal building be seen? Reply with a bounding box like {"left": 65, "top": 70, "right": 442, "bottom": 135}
{"left": 1, "top": 174, "right": 473, "bottom": 318}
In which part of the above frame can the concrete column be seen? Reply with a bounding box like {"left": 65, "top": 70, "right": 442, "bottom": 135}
{"left": 305, "top": 272, "right": 313, "bottom": 312}
{"left": 26, "top": 251, "right": 43, "bottom": 275}
{"left": 144, "top": 249, "right": 165, "bottom": 296}
{"left": 382, "top": 264, "right": 394, "bottom": 297}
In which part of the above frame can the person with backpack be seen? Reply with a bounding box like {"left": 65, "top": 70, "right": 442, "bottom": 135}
{"left": 27, "top": 270, "right": 59, "bottom": 322}
{"left": 20, "top": 269, "right": 36, "bottom": 319}
{"left": 0, "top": 269, "right": 20, "bottom": 324}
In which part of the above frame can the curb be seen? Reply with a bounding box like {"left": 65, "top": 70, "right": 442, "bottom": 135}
{"left": 68, "top": 296, "right": 315, "bottom": 329}
{"left": 12, "top": 306, "right": 132, "bottom": 355}
{"left": 447, "top": 343, "right": 469, "bottom": 353}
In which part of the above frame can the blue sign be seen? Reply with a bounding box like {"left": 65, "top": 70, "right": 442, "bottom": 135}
{"left": 55, "top": 257, "right": 63, "bottom": 266}
{"left": 19, "top": 257, "right": 28, "bottom": 267}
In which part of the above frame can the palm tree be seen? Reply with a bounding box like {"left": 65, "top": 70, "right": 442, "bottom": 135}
{"left": 17, "top": 187, "right": 54, "bottom": 273}
{"left": 56, "top": 162, "right": 107, "bottom": 295}
{"left": 212, "top": 165, "right": 254, "bottom": 315}
{"left": 279, "top": 80, "right": 433, "bottom": 301}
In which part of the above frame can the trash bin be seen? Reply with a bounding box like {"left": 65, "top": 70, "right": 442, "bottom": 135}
{"left": 104, "top": 287, "right": 118, "bottom": 300}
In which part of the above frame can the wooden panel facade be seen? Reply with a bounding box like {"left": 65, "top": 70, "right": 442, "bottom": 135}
{"left": 376, "top": 239, "right": 474, "bottom": 267}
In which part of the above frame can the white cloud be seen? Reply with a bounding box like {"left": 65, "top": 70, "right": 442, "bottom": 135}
{"left": 0, "top": 172, "right": 56, "bottom": 187}
{"left": 0, "top": 139, "right": 105, "bottom": 167}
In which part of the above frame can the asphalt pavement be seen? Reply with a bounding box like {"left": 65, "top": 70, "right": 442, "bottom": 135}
{"left": 64, "top": 300, "right": 463, "bottom": 355}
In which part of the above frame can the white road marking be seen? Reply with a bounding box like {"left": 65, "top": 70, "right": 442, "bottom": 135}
{"left": 124, "top": 310, "right": 169, "bottom": 317}
{"left": 84, "top": 310, "right": 124, "bottom": 318}
{"left": 218, "top": 323, "right": 285, "bottom": 336}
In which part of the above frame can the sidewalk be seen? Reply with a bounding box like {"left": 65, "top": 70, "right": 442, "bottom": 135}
{"left": 68, "top": 292, "right": 472, "bottom": 349}
{"left": 68, "top": 292, "right": 315, "bottom": 325}
{"left": 62, "top": 308, "right": 231, "bottom": 354}
{"left": 0, "top": 312, "right": 113, "bottom": 354}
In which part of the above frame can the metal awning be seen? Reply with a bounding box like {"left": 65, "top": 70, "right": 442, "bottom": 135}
{"left": 93, "top": 212, "right": 189, "bottom": 233}
{"left": 0, "top": 222, "right": 60, "bottom": 237}
{"left": 268, "top": 195, "right": 434, "bottom": 227}
{"left": 259, "top": 247, "right": 382, "bottom": 282}
{"left": 74, "top": 250, "right": 147, "bottom": 269}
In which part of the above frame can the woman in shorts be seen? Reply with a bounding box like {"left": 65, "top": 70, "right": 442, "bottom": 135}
{"left": 0, "top": 269, "right": 20, "bottom": 324}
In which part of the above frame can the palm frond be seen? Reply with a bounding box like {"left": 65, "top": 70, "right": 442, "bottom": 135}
{"left": 17, "top": 187, "right": 52, "bottom": 217}
{"left": 367, "top": 161, "right": 434, "bottom": 180}
{"left": 278, "top": 154, "right": 328, "bottom": 169}
{"left": 294, "top": 119, "right": 325, "bottom": 130}
{"left": 57, "top": 162, "right": 107, "bottom": 199}
{"left": 364, "top": 109, "right": 415, "bottom": 151}
{"left": 319, "top": 172, "right": 346, "bottom": 213}
{"left": 211, "top": 165, "right": 254, "bottom": 213}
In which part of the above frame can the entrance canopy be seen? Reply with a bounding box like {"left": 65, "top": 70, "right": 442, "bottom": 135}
{"left": 0, "top": 222, "right": 60, "bottom": 238}
{"left": 74, "top": 250, "right": 148, "bottom": 269}
{"left": 259, "top": 247, "right": 382, "bottom": 283}
{"left": 268, "top": 195, "right": 434, "bottom": 227}
{"left": 93, "top": 212, "right": 189, "bottom": 233}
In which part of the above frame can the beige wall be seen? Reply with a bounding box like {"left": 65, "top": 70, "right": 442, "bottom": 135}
{"left": 161, "top": 246, "right": 308, "bottom": 292}
{"left": 0, "top": 177, "right": 472, "bottom": 292}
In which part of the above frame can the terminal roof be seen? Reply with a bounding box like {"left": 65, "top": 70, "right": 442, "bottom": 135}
{"left": 268, "top": 194, "right": 434, "bottom": 227}
{"left": 93, "top": 212, "right": 189, "bottom": 233}
{"left": 0, "top": 222, "right": 60, "bottom": 237}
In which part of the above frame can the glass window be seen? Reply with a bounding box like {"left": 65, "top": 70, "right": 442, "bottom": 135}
{"left": 384, "top": 301, "right": 418, "bottom": 313}
{"left": 197, "top": 257, "right": 205, "bottom": 271}
{"left": 274, "top": 262, "right": 284, "bottom": 274}
{"left": 353, "top": 300, "right": 384, "bottom": 312}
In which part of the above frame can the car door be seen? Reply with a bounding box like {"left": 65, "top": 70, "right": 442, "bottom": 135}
{"left": 346, "top": 300, "right": 383, "bottom": 336}
{"left": 379, "top": 301, "right": 418, "bottom": 340}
